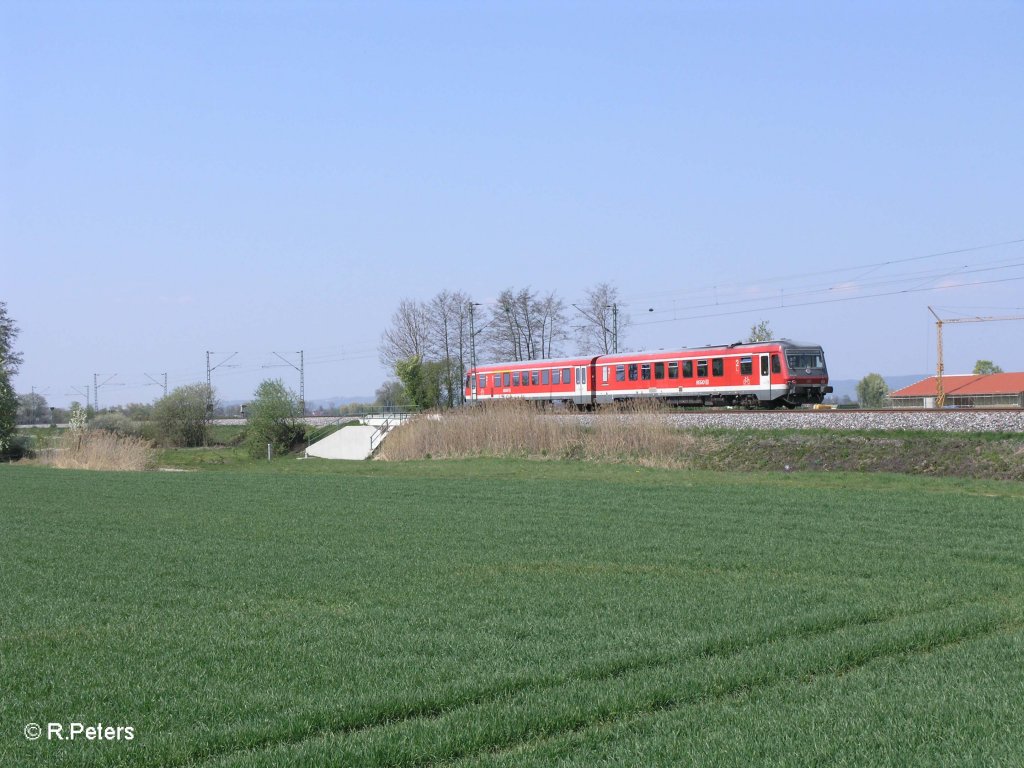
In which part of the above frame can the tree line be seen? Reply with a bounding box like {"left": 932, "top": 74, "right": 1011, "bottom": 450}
{"left": 376, "top": 284, "right": 631, "bottom": 409}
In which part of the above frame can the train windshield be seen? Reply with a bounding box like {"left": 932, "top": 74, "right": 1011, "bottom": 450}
{"left": 786, "top": 348, "right": 826, "bottom": 373}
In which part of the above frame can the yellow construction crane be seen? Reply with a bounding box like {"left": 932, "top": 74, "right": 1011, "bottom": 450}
{"left": 928, "top": 306, "right": 1024, "bottom": 407}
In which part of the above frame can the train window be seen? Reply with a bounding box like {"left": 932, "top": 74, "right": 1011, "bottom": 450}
{"left": 761, "top": 356, "right": 769, "bottom": 376}
{"left": 641, "top": 364, "right": 651, "bottom": 380}
{"left": 532, "top": 371, "right": 539, "bottom": 385}
{"left": 628, "top": 364, "right": 638, "bottom": 381}
{"left": 616, "top": 365, "right": 625, "bottom": 382}
{"left": 552, "top": 369, "right": 561, "bottom": 385}
{"left": 503, "top": 372, "right": 511, "bottom": 387}
{"left": 468, "top": 375, "right": 475, "bottom": 391}
{"left": 697, "top": 360, "right": 708, "bottom": 377}
{"left": 512, "top": 372, "right": 520, "bottom": 386}
{"left": 739, "top": 357, "right": 753, "bottom": 375}
{"left": 602, "top": 366, "right": 609, "bottom": 384}
{"left": 479, "top": 375, "right": 486, "bottom": 389}
{"left": 493, "top": 374, "right": 501, "bottom": 387}
{"left": 562, "top": 367, "right": 571, "bottom": 383}
{"left": 712, "top": 359, "right": 723, "bottom": 377}
{"left": 668, "top": 361, "right": 678, "bottom": 378}
{"left": 683, "top": 360, "right": 693, "bottom": 378}
{"left": 542, "top": 369, "right": 549, "bottom": 385}
{"left": 576, "top": 368, "right": 584, "bottom": 385}
{"left": 655, "top": 362, "right": 665, "bottom": 379}
{"left": 771, "top": 354, "right": 781, "bottom": 374}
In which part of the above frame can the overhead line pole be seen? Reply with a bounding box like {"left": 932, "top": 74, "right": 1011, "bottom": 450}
{"left": 144, "top": 373, "right": 168, "bottom": 398}
{"left": 267, "top": 351, "right": 305, "bottom": 415}
{"left": 92, "top": 374, "right": 122, "bottom": 411}
{"left": 468, "top": 303, "right": 481, "bottom": 402}
{"left": 206, "top": 351, "right": 238, "bottom": 406}
{"left": 928, "top": 307, "right": 945, "bottom": 407}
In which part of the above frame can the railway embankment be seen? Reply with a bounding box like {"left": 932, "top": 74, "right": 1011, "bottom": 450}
{"left": 684, "top": 429, "right": 1024, "bottom": 480}
{"left": 379, "top": 406, "right": 1024, "bottom": 480}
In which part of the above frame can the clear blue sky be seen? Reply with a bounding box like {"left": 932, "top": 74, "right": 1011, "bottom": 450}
{"left": 3, "top": 1, "right": 1022, "bottom": 407}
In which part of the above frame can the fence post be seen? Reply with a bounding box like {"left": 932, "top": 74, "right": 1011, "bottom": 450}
{"left": 267, "top": 443, "right": 272, "bottom": 462}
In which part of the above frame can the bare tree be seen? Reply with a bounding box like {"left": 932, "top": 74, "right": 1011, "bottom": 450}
{"left": 487, "top": 288, "right": 529, "bottom": 361}
{"left": 380, "top": 292, "right": 474, "bottom": 407}
{"left": 534, "top": 291, "right": 568, "bottom": 359}
{"left": 484, "top": 287, "right": 567, "bottom": 362}
{"left": 574, "top": 282, "right": 629, "bottom": 354}
{"left": 379, "top": 299, "right": 434, "bottom": 369}
{"left": 429, "top": 290, "right": 471, "bottom": 407}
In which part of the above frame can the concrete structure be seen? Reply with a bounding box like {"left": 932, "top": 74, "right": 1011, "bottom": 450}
{"left": 890, "top": 372, "right": 1024, "bottom": 408}
{"left": 304, "top": 425, "right": 380, "bottom": 460}
{"left": 304, "top": 413, "right": 413, "bottom": 460}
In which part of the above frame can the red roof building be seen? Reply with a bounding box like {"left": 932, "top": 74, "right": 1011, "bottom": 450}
{"left": 890, "top": 372, "right": 1024, "bottom": 408}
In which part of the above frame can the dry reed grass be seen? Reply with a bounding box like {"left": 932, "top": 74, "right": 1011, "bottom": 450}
{"left": 38, "top": 429, "right": 156, "bottom": 471}
{"left": 377, "top": 402, "right": 717, "bottom": 468}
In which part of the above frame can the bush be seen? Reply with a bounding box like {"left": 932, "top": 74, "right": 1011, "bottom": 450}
{"left": 245, "top": 379, "right": 306, "bottom": 458}
{"left": 153, "top": 383, "right": 214, "bottom": 447}
{"left": 89, "top": 412, "right": 141, "bottom": 437}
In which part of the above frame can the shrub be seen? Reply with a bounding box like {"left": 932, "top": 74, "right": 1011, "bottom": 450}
{"left": 153, "top": 383, "right": 214, "bottom": 447}
{"left": 89, "top": 412, "right": 141, "bottom": 437}
{"left": 245, "top": 379, "right": 306, "bottom": 458}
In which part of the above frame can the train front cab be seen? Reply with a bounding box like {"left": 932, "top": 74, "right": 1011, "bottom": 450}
{"left": 775, "top": 344, "right": 832, "bottom": 407}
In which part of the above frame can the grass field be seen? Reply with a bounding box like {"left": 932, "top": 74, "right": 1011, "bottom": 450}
{"left": 2, "top": 460, "right": 1023, "bottom": 766}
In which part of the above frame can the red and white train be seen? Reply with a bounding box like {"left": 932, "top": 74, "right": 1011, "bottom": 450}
{"left": 464, "top": 340, "right": 832, "bottom": 409}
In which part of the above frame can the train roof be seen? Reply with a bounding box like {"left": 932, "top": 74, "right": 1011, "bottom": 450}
{"left": 469, "top": 340, "right": 825, "bottom": 371}
{"left": 595, "top": 339, "right": 823, "bottom": 362}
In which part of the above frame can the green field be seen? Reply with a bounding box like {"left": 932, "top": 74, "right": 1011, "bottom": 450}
{"left": 2, "top": 460, "right": 1023, "bottom": 766}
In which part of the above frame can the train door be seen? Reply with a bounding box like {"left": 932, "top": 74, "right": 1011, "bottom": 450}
{"left": 760, "top": 355, "right": 772, "bottom": 401}
{"left": 575, "top": 366, "right": 588, "bottom": 404}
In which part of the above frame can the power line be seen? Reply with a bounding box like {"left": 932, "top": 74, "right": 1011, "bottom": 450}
{"left": 634, "top": 274, "right": 1024, "bottom": 327}
{"left": 625, "top": 236, "right": 1024, "bottom": 306}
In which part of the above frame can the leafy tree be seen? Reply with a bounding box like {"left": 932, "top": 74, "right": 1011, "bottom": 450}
{"left": 856, "top": 373, "right": 889, "bottom": 408}
{"left": 153, "top": 383, "right": 214, "bottom": 447}
{"left": 395, "top": 356, "right": 443, "bottom": 410}
{"left": 17, "top": 392, "right": 49, "bottom": 424}
{"left": 245, "top": 379, "right": 306, "bottom": 458}
{"left": 0, "top": 302, "right": 22, "bottom": 458}
{"left": 973, "top": 360, "right": 1004, "bottom": 375}
{"left": 0, "top": 301, "right": 23, "bottom": 375}
{"left": 0, "top": 376, "right": 16, "bottom": 458}
{"left": 747, "top": 320, "right": 774, "bottom": 343}
{"left": 375, "top": 380, "right": 408, "bottom": 407}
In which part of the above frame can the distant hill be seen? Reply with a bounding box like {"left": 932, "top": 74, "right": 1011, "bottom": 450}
{"left": 828, "top": 374, "right": 928, "bottom": 402}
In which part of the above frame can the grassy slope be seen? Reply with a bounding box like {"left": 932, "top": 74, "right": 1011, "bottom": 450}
{"left": 1, "top": 461, "right": 1022, "bottom": 766}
